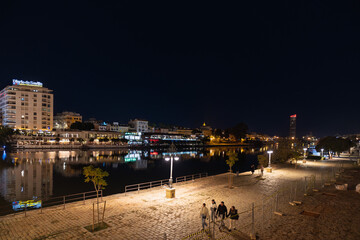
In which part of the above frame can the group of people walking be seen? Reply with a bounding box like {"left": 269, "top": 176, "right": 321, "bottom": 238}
{"left": 200, "top": 200, "right": 239, "bottom": 231}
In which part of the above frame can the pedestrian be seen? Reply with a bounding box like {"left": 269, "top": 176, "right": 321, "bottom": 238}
{"left": 261, "top": 165, "right": 264, "bottom": 176}
{"left": 251, "top": 164, "right": 255, "bottom": 175}
{"left": 227, "top": 206, "right": 239, "bottom": 231}
{"left": 200, "top": 203, "right": 209, "bottom": 230}
{"left": 210, "top": 199, "right": 217, "bottom": 222}
{"left": 216, "top": 201, "right": 228, "bottom": 230}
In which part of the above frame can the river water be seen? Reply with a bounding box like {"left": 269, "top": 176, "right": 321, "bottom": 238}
{"left": 0, "top": 146, "right": 268, "bottom": 210}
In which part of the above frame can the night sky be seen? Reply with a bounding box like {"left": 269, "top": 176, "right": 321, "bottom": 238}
{"left": 1, "top": 0, "right": 359, "bottom": 137}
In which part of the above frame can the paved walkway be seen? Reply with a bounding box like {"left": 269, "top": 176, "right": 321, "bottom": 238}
{"left": 0, "top": 160, "right": 358, "bottom": 240}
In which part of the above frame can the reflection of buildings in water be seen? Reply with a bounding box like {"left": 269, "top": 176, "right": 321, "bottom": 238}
{"left": 0, "top": 162, "right": 53, "bottom": 202}
{"left": 54, "top": 162, "right": 82, "bottom": 177}
{"left": 135, "top": 160, "right": 147, "bottom": 169}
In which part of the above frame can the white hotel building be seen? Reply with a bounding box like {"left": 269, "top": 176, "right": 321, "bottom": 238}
{"left": 0, "top": 80, "right": 53, "bottom": 131}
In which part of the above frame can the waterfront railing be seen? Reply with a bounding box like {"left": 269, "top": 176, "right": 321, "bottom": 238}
{"left": 0, "top": 190, "right": 102, "bottom": 217}
{"left": 124, "top": 172, "right": 208, "bottom": 194}
{"left": 175, "top": 172, "right": 208, "bottom": 183}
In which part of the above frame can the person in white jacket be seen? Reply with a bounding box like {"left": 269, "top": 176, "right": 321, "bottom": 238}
{"left": 210, "top": 199, "right": 217, "bottom": 222}
{"left": 200, "top": 203, "right": 209, "bottom": 230}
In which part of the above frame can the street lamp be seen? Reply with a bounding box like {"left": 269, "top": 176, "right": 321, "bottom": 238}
{"left": 164, "top": 143, "right": 179, "bottom": 198}
{"left": 321, "top": 148, "right": 324, "bottom": 157}
{"left": 303, "top": 148, "right": 307, "bottom": 158}
{"left": 267, "top": 150, "right": 273, "bottom": 170}
{"left": 164, "top": 155, "right": 179, "bottom": 189}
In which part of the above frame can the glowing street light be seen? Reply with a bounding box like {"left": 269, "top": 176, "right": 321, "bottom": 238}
{"left": 267, "top": 150, "right": 273, "bottom": 169}
{"left": 165, "top": 143, "right": 179, "bottom": 190}
{"left": 303, "top": 148, "right": 307, "bottom": 159}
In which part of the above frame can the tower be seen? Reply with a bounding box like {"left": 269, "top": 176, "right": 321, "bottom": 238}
{"left": 289, "top": 114, "right": 296, "bottom": 139}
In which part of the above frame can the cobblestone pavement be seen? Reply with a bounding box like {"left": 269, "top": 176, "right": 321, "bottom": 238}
{"left": 0, "top": 161, "right": 358, "bottom": 240}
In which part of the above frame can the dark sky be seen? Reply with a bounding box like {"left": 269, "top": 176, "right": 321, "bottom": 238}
{"left": 1, "top": 0, "right": 359, "bottom": 137}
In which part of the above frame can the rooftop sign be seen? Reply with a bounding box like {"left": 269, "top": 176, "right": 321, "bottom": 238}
{"left": 12, "top": 79, "right": 43, "bottom": 87}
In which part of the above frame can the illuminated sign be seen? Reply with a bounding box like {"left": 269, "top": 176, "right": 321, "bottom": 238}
{"left": 12, "top": 79, "right": 43, "bottom": 87}
{"left": 12, "top": 200, "right": 42, "bottom": 211}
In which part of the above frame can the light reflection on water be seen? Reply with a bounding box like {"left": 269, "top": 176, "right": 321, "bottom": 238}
{"left": 0, "top": 147, "right": 268, "bottom": 205}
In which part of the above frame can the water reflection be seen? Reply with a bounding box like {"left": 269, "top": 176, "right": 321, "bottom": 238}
{"left": 0, "top": 147, "right": 267, "bottom": 204}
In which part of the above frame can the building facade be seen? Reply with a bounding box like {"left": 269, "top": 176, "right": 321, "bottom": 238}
{"left": 289, "top": 114, "right": 296, "bottom": 139}
{"left": 54, "top": 111, "right": 82, "bottom": 129}
{"left": 129, "top": 119, "right": 148, "bottom": 133}
{"left": 0, "top": 79, "right": 53, "bottom": 131}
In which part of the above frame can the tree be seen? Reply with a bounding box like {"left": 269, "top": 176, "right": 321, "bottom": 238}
{"left": 70, "top": 122, "right": 95, "bottom": 131}
{"left": 228, "top": 122, "right": 248, "bottom": 141}
{"left": 55, "top": 137, "right": 60, "bottom": 143}
{"left": 226, "top": 151, "right": 239, "bottom": 188}
{"left": 0, "top": 126, "right": 15, "bottom": 148}
{"left": 77, "top": 138, "right": 84, "bottom": 144}
{"left": 316, "top": 136, "right": 355, "bottom": 157}
{"left": 89, "top": 138, "right": 95, "bottom": 143}
{"left": 272, "top": 138, "right": 303, "bottom": 163}
{"left": 257, "top": 154, "right": 268, "bottom": 168}
{"left": 83, "top": 166, "right": 109, "bottom": 225}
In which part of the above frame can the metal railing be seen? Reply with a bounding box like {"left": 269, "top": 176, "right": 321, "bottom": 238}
{"left": 175, "top": 172, "right": 208, "bottom": 183}
{"left": 125, "top": 179, "right": 169, "bottom": 195}
{"left": 125, "top": 172, "right": 208, "bottom": 194}
{"left": 0, "top": 190, "right": 102, "bottom": 217}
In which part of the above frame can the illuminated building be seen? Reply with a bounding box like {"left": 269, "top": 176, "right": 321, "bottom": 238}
{"left": 0, "top": 79, "right": 53, "bottom": 131}
{"left": 289, "top": 114, "right": 296, "bottom": 139}
{"left": 129, "top": 119, "right": 148, "bottom": 133}
{"left": 54, "top": 111, "right": 82, "bottom": 129}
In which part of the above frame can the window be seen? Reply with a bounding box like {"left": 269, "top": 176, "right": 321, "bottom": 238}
{"left": 34, "top": 112, "right": 37, "bottom": 115}
{"left": 34, "top": 103, "right": 37, "bottom": 107}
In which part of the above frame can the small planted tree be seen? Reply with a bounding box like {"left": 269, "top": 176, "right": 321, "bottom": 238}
{"left": 257, "top": 154, "right": 267, "bottom": 168}
{"left": 83, "top": 166, "right": 109, "bottom": 228}
{"left": 226, "top": 151, "right": 239, "bottom": 188}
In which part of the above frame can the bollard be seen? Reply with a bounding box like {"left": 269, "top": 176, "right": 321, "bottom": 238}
{"left": 24, "top": 203, "right": 27, "bottom": 217}
{"left": 250, "top": 202, "right": 255, "bottom": 240}
{"left": 83, "top": 193, "right": 86, "bottom": 205}
{"left": 262, "top": 199, "right": 264, "bottom": 233}
{"left": 63, "top": 196, "right": 66, "bottom": 209}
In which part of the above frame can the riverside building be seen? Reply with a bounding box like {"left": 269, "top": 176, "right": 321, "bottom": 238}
{"left": 0, "top": 79, "right": 53, "bottom": 131}
{"left": 54, "top": 111, "right": 82, "bottom": 129}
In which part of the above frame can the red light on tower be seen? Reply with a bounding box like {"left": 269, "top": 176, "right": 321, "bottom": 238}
{"left": 290, "top": 114, "right": 297, "bottom": 118}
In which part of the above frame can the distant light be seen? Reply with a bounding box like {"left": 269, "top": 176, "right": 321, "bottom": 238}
{"left": 165, "top": 157, "right": 170, "bottom": 161}
{"left": 174, "top": 157, "right": 180, "bottom": 161}
{"left": 303, "top": 148, "right": 307, "bottom": 151}
{"left": 267, "top": 150, "right": 273, "bottom": 154}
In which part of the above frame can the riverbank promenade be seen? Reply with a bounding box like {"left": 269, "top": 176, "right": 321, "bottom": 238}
{"left": 0, "top": 160, "right": 359, "bottom": 240}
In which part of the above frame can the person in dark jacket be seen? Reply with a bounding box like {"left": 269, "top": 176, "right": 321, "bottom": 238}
{"left": 227, "top": 206, "right": 238, "bottom": 231}
{"left": 216, "top": 201, "right": 227, "bottom": 229}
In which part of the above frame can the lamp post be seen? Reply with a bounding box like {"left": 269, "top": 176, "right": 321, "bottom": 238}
{"left": 303, "top": 148, "right": 307, "bottom": 163}
{"left": 267, "top": 150, "right": 273, "bottom": 172}
{"left": 164, "top": 143, "right": 178, "bottom": 198}
{"left": 164, "top": 155, "right": 179, "bottom": 189}
{"left": 321, "top": 148, "right": 324, "bottom": 157}
{"left": 303, "top": 148, "right": 307, "bottom": 158}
